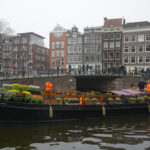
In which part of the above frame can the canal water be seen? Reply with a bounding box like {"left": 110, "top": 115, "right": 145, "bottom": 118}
{"left": 0, "top": 115, "right": 150, "bottom": 150}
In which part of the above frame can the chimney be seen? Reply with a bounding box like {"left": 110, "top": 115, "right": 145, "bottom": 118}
{"left": 104, "top": 17, "right": 107, "bottom": 23}
{"left": 123, "top": 19, "right": 126, "bottom": 27}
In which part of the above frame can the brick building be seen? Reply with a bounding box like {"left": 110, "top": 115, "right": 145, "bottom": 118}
{"left": 101, "top": 18, "right": 124, "bottom": 71}
{"left": 12, "top": 32, "right": 49, "bottom": 75}
{"left": 49, "top": 24, "right": 67, "bottom": 70}
{"left": 122, "top": 21, "right": 150, "bottom": 72}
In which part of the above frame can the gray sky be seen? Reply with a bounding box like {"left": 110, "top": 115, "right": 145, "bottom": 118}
{"left": 1, "top": 0, "right": 150, "bottom": 47}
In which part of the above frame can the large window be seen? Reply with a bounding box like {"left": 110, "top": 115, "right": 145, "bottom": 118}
{"left": 68, "top": 46, "right": 72, "bottom": 53}
{"left": 104, "top": 34, "right": 109, "bottom": 40}
{"left": 73, "top": 46, "right": 77, "bottom": 53}
{"left": 104, "top": 42, "right": 108, "bottom": 49}
{"left": 110, "top": 34, "right": 115, "bottom": 40}
{"left": 115, "top": 52, "right": 120, "bottom": 59}
{"left": 96, "top": 36, "right": 101, "bottom": 43}
{"left": 138, "top": 56, "right": 143, "bottom": 63}
{"left": 103, "top": 52, "right": 107, "bottom": 60}
{"left": 138, "top": 35, "right": 144, "bottom": 42}
{"left": 131, "top": 35, "right": 136, "bottom": 42}
{"left": 124, "top": 57, "right": 129, "bottom": 64}
{"left": 90, "top": 35, "right": 95, "bottom": 43}
{"left": 52, "top": 42, "right": 55, "bottom": 49}
{"left": 130, "top": 57, "right": 136, "bottom": 64}
{"left": 131, "top": 46, "right": 136, "bottom": 53}
{"left": 146, "top": 56, "right": 150, "bottom": 63}
{"left": 78, "top": 45, "right": 82, "bottom": 53}
{"left": 146, "top": 34, "right": 150, "bottom": 41}
{"left": 84, "top": 36, "right": 89, "bottom": 43}
{"left": 61, "top": 41, "right": 64, "bottom": 48}
{"left": 124, "top": 46, "right": 129, "bottom": 53}
{"left": 56, "top": 41, "right": 60, "bottom": 49}
{"left": 109, "top": 52, "right": 114, "bottom": 59}
{"left": 124, "top": 35, "right": 129, "bottom": 42}
{"left": 84, "top": 46, "right": 90, "bottom": 53}
{"left": 116, "top": 41, "right": 120, "bottom": 48}
{"left": 146, "top": 45, "right": 150, "bottom": 52}
{"left": 116, "top": 33, "right": 121, "bottom": 39}
{"left": 138, "top": 45, "right": 144, "bottom": 52}
{"left": 110, "top": 42, "right": 114, "bottom": 49}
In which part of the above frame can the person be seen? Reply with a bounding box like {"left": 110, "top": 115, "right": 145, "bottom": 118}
{"left": 138, "top": 78, "right": 147, "bottom": 92}
{"left": 45, "top": 81, "right": 53, "bottom": 92}
{"left": 147, "top": 80, "right": 150, "bottom": 92}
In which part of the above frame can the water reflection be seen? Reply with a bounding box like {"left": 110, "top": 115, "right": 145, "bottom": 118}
{"left": 0, "top": 115, "right": 150, "bottom": 150}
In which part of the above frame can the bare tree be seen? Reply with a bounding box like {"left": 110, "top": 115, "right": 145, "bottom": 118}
{"left": 0, "top": 19, "right": 15, "bottom": 35}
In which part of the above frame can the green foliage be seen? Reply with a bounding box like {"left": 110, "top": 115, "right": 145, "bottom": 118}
{"left": 2, "top": 84, "right": 12, "bottom": 90}
{"left": 108, "top": 97, "right": 113, "bottom": 101}
{"left": 2, "top": 92, "right": 13, "bottom": 101}
{"left": 56, "top": 97, "right": 62, "bottom": 101}
{"left": 91, "top": 97, "right": 98, "bottom": 101}
{"left": 116, "top": 97, "right": 121, "bottom": 101}
{"left": 31, "top": 97, "right": 42, "bottom": 103}
{"left": 129, "top": 97, "right": 136, "bottom": 101}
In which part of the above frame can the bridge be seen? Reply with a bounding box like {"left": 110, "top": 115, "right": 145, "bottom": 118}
{"left": 0, "top": 72, "right": 140, "bottom": 92}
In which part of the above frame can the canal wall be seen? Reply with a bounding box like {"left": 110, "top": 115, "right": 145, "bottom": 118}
{"left": 0, "top": 76, "right": 141, "bottom": 91}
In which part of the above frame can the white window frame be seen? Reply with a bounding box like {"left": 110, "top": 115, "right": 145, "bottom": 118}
{"left": 130, "top": 56, "right": 136, "bottom": 64}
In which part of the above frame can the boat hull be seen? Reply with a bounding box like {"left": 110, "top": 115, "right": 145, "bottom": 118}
{"left": 0, "top": 101, "right": 149, "bottom": 122}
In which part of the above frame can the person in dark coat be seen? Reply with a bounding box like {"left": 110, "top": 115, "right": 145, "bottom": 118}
{"left": 138, "top": 78, "right": 147, "bottom": 92}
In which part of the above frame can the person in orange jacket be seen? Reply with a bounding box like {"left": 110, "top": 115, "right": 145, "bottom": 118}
{"left": 147, "top": 80, "right": 150, "bottom": 92}
{"left": 45, "top": 81, "right": 53, "bottom": 92}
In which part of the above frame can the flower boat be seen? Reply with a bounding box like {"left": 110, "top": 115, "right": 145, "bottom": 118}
{"left": 0, "top": 83, "right": 150, "bottom": 122}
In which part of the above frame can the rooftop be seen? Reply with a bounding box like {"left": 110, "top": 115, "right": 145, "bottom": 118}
{"left": 104, "top": 18, "right": 123, "bottom": 27}
{"left": 125, "top": 21, "right": 150, "bottom": 28}
{"left": 18, "top": 32, "right": 45, "bottom": 39}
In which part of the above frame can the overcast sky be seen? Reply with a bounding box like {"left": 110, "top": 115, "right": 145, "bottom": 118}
{"left": 1, "top": 0, "right": 150, "bottom": 47}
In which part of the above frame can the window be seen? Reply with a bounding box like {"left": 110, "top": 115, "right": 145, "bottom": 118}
{"left": 90, "top": 35, "right": 95, "bottom": 43}
{"left": 96, "top": 56, "right": 100, "bottom": 62}
{"left": 78, "top": 45, "right": 82, "bottom": 53}
{"left": 116, "top": 42, "right": 120, "bottom": 48}
{"left": 124, "top": 46, "right": 129, "bottom": 53}
{"left": 146, "top": 45, "right": 150, "bottom": 52}
{"left": 116, "top": 33, "right": 121, "bottom": 39}
{"left": 124, "top": 35, "right": 129, "bottom": 42}
{"left": 96, "top": 36, "right": 101, "bottom": 43}
{"left": 56, "top": 50, "right": 60, "bottom": 57}
{"left": 72, "top": 32, "right": 77, "bottom": 37}
{"left": 68, "top": 57, "right": 72, "bottom": 62}
{"left": 146, "top": 34, "right": 150, "bottom": 41}
{"left": 68, "top": 46, "right": 72, "bottom": 53}
{"left": 52, "top": 42, "right": 55, "bottom": 49}
{"left": 78, "top": 56, "right": 82, "bottom": 62}
{"left": 84, "top": 36, "right": 89, "bottom": 43}
{"left": 68, "top": 38, "right": 71, "bottom": 44}
{"left": 131, "top": 35, "right": 136, "bottom": 42}
{"left": 73, "top": 56, "right": 77, "bottom": 62}
{"left": 78, "top": 37, "right": 82, "bottom": 43}
{"left": 131, "top": 46, "right": 136, "bottom": 53}
{"left": 115, "top": 52, "right": 120, "bottom": 59}
{"left": 110, "top": 42, "right": 114, "bottom": 49}
{"left": 104, "top": 42, "right": 108, "bottom": 49}
{"left": 72, "top": 38, "right": 77, "bottom": 44}
{"left": 56, "top": 41, "right": 60, "bottom": 48}
{"left": 110, "top": 34, "right": 115, "bottom": 40}
{"left": 138, "top": 56, "right": 143, "bottom": 63}
{"left": 73, "top": 46, "right": 77, "bottom": 53}
{"left": 138, "top": 35, "right": 144, "bottom": 42}
{"left": 104, "top": 34, "right": 109, "bottom": 40}
{"left": 146, "top": 56, "right": 150, "bottom": 63}
{"left": 61, "top": 41, "right": 64, "bottom": 48}
{"left": 52, "top": 50, "right": 55, "bottom": 57}
{"left": 84, "top": 46, "right": 90, "bottom": 53}
{"left": 85, "top": 56, "right": 89, "bottom": 62}
{"left": 95, "top": 45, "right": 100, "bottom": 52}
{"left": 109, "top": 52, "right": 114, "bottom": 59}
{"left": 130, "top": 57, "right": 136, "bottom": 64}
{"left": 90, "top": 45, "right": 95, "bottom": 53}
{"left": 124, "top": 57, "right": 129, "bottom": 64}
{"left": 103, "top": 52, "right": 107, "bottom": 60}
{"left": 138, "top": 45, "right": 144, "bottom": 52}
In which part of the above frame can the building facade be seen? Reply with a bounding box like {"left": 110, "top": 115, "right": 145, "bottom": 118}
{"left": 101, "top": 18, "right": 124, "bottom": 71}
{"left": 83, "top": 26, "right": 102, "bottom": 72}
{"left": 122, "top": 21, "right": 150, "bottom": 72}
{"left": 67, "top": 26, "right": 83, "bottom": 71}
{"left": 12, "top": 32, "right": 49, "bottom": 75}
{"left": 49, "top": 25, "right": 67, "bottom": 70}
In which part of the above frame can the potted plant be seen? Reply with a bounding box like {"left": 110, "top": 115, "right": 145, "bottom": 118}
{"left": 107, "top": 97, "right": 113, "bottom": 104}
{"left": 115, "top": 97, "right": 121, "bottom": 104}
{"left": 137, "top": 96, "right": 144, "bottom": 103}
{"left": 129, "top": 97, "right": 136, "bottom": 104}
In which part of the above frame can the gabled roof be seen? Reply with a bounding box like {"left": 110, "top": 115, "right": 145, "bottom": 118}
{"left": 104, "top": 18, "right": 123, "bottom": 27}
{"left": 125, "top": 21, "right": 150, "bottom": 28}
